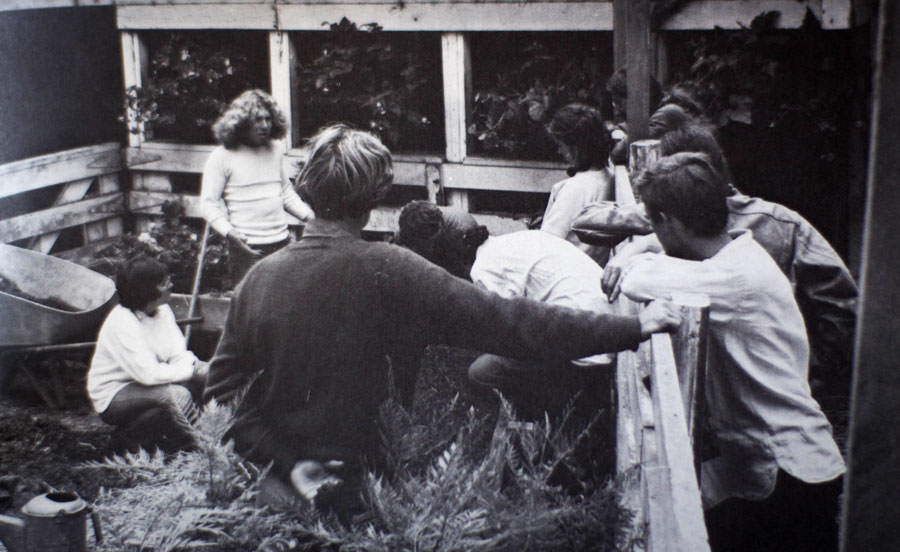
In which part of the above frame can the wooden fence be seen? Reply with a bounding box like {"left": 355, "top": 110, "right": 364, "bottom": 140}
{"left": 611, "top": 155, "right": 711, "bottom": 551}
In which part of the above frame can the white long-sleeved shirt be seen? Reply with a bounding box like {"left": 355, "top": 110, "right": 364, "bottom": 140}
{"left": 87, "top": 304, "right": 199, "bottom": 413}
{"left": 200, "top": 141, "right": 314, "bottom": 245}
{"left": 619, "top": 230, "right": 845, "bottom": 508}
{"left": 541, "top": 167, "right": 614, "bottom": 263}
{"left": 471, "top": 230, "right": 614, "bottom": 365}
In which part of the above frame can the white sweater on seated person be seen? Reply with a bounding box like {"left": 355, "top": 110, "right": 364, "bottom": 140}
{"left": 87, "top": 304, "right": 199, "bottom": 413}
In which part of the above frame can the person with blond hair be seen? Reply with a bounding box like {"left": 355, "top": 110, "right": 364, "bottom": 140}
{"left": 200, "top": 89, "right": 314, "bottom": 284}
{"left": 205, "top": 124, "right": 682, "bottom": 514}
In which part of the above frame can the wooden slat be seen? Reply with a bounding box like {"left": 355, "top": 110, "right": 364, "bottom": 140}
{"left": 33, "top": 177, "right": 95, "bottom": 254}
{"left": 648, "top": 332, "right": 710, "bottom": 552}
{"left": 0, "top": 193, "right": 125, "bottom": 244}
{"left": 127, "top": 190, "right": 527, "bottom": 235}
{"left": 842, "top": 0, "right": 900, "bottom": 549}
{"left": 0, "top": 0, "right": 113, "bottom": 11}
{"left": 99, "top": 174, "right": 124, "bottom": 239}
{"left": 0, "top": 143, "right": 120, "bottom": 199}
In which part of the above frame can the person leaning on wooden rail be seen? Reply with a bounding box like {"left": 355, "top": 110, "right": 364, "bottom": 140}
{"left": 203, "top": 123, "right": 683, "bottom": 517}
{"left": 87, "top": 256, "right": 209, "bottom": 453}
{"left": 395, "top": 201, "right": 617, "bottom": 425}
{"left": 200, "top": 89, "right": 314, "bottom": 286}
{"left": 604, "top": 152, "right": 845, "bottom": 552}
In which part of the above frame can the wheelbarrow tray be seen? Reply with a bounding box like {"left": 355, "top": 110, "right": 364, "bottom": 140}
{"left": 0, "top": 243, "right": 117, "bottom": 347}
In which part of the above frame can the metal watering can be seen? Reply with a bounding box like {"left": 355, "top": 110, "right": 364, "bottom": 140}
{"left": 0, "top": 492, "right": 103, "bottom": 552}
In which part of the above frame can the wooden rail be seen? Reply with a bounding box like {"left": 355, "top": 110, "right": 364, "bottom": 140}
{"left": 612, "top": 157, "right": 711, "bottom": 551}
{"left": 0, "top": 143, "right": 125, "bottom": 258}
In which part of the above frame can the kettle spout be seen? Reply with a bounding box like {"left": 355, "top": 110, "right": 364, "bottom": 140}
{"left": 0, "top": 513, "right": 25, "bottom": 552}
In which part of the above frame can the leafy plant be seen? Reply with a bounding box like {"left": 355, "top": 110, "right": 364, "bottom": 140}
{"left": 669, "top": 10, "right": 849, "bottom": 137}
{"left": 295, "top": 18, "right": 444, "bottom": 152}
{"left": 122, "top": 31, "right": 268, "bottom": 143}
{"left": 93, "top": 201, "right": 231, "bottom": 293}
{"left": 468, "top": 34, "right": 612, "bottom": 160}
{"left": 85, "top": 384, "right": 630, "bottom": 551}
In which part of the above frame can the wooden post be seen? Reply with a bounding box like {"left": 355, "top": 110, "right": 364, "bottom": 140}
{"left": 613, "top": 0, "right": 627, "bottom": 71}
{"left": 442, "top": 32, "right": 472, "bottom": 211}
{"left": 625, "top": 0, "right": 652, "bottom": 141}
{"left": 628, "top": 138, "right": 661, "bottom": 200}
{"left": 269, "top": 31, "right": 295, "bottom": 151}
{"left": 120, "top": 31, "right": 148, "bottom": 148}
{"left": 670, "top": 292, "right": 710, "bottom": 477}
{"left": 841, "top": 1, "right": 900, "bottom": 550}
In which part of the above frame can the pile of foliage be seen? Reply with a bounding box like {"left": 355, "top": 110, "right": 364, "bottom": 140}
{"left": 295, "top": 18, "right": 444, "bottom": 153}
{"left": 93, "top": 201, "right": 231, "bottom": 294}
{"left": 122, "top": 31, "right": 268, "bottom": 143}
{"left": 86, "top": 381, "right": 630, "bottom": 551}
{"left": 467, "top": 33, "right": 612, "bottom": 161}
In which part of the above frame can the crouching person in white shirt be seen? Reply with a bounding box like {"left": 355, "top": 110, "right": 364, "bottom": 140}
{"left": 604, "top": 152, "right": 845, "bottom": 552}
{"left": 87, "top": 256, "right": 209, "bottom": 453}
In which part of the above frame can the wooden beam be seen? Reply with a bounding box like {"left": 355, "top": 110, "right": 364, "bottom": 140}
{"left": 613, "top": 0, "right": 627, "bottom": 70}
{"left": 121, "top": 31, "right": 148, "bottom": 147}
{"left": 625, "top": 0, "right": 652, "bottom": 142}
{"left": 669, "top": 293, "right": 710, "bottom": 475}
{"left": 442, "top": 32, "right": 471, "bottom": 164}
{"left": 648, "top": 332, "right": 710, "bottom": 551}
{"left": 269, "top": 31, "right": 295, "bottom": 151}
{"left": 0, "top": 193, "right": 125, "bottom": 244}
{"left": 128, "top": 190, "right": 526, "bottom": 235}
{"left": 0, "top": 143, "right": 121, "bottom": 200}
{"left": 841, "top": 1, "right": 900, "bottom": 549}
{"left": 0, "top": 0, "right": 113, "bottom": 11}
{"left": 118, "top": 2, "right": 616, "bottom": 31}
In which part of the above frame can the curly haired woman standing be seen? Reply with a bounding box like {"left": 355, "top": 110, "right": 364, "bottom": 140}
{"left": 200, "top": 89, "right": 314, "bottom": 285}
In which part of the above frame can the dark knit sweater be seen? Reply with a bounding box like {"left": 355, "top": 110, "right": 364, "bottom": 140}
{"left": 205, "top": 231, "right": 641, "bottom": 479}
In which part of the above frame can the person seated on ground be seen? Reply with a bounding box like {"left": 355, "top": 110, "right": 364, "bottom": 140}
{"left": 606, "top": 152, "right": 845, "bottom": 552}
{"left": 597, "top": 124, "right": 857, "bottom": 402}
{"left": 396, "top": 201, "right": 616, "bottom": 423}
{"left": 541, "top": 103, "right": 615, "bottom": 265}
{"left": 203, "top": 124, "right": 682, "bottom": 516}
{"left": 200, "top": 89, "right": 314, "bottom": 286}
{"left": 87, "top": 256, "right": 208, "bottom": 453}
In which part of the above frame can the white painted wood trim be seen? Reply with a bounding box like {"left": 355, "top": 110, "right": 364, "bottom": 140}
{"left": 115, "top": 1, "right": 854, "bottom": 31}
{"left": 0, "top": 143, "right": 121, "bottom": 200}
{"left": 442, "top": 32, "right": 469, "bottom": 163}
{"left": 118, "top": 3, "right": 615, "bottom": 31}
{"left": 121, "top": 32, "right": 147, "bottom": 147}
{"left": 269, "top": 31, "right": 294, "bottom": 151}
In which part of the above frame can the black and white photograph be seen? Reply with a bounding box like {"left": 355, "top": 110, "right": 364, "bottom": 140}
{"left": 0, "top": 0, "right": 895, "bottom": 550}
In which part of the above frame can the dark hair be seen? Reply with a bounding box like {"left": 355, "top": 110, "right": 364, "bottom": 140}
{"left": 637, "top": 152, "right": 728, "bottom": 237}
{"left": 212, "top": 89, "right": 288, "bottom": 149}
{"left": 606, "top": 68, "right": 664, "bottom": 121}
{"left": 395, "top": 201, "right": 488, "bottom": 280}
{"left": 548, "top": 103, "right": 613, "bottom": 176}
{"left": 660, "top": 83, "right": 705, "bottom": 117}
{"left": 116, "top": 256, "right": 168, "bottom": 311}
{"left": 648, "top": 104, "right": 694, "bottom": 139}
{"left": 296, "top": 124, "right": 394, "bottom": 220}
{"left": 658, "top": 125, "right": 734, "bottom": 191}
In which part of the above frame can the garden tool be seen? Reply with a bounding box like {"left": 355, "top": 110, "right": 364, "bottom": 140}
{"left": 0, "top": 491, "right": 102, "bottom": 552}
